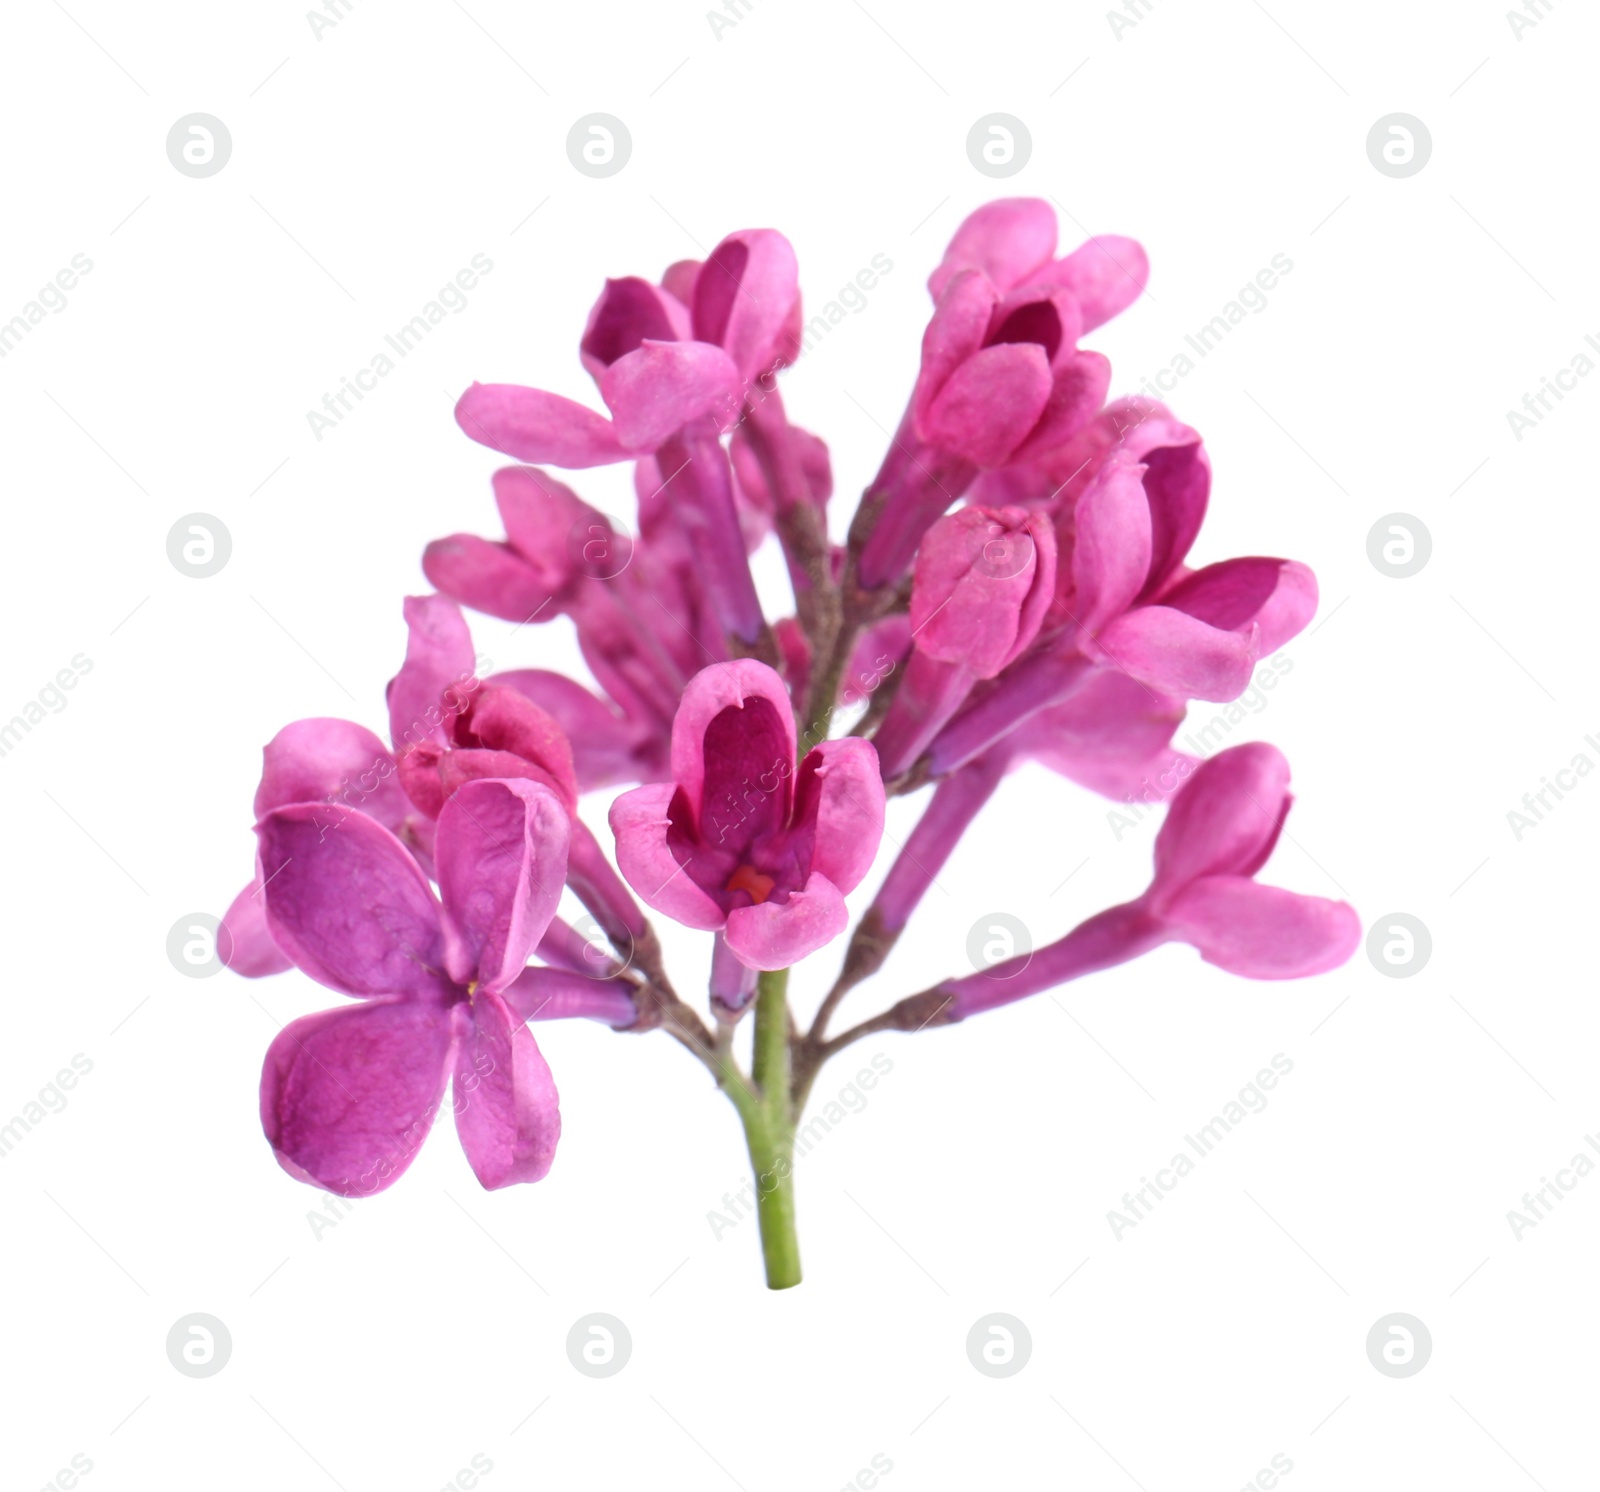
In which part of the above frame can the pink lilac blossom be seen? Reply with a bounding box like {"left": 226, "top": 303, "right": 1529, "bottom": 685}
{"left": 222, "top": 198, "right": 1358, "bottom": 1289}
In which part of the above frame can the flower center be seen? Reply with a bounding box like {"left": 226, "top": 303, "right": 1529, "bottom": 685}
{"left": 725, "top": 864, "right": 776, "bottom": 904}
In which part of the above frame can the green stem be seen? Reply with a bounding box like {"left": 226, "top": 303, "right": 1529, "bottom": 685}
{"left": 741, "top": 967, "right": 801, "bottom": 1289}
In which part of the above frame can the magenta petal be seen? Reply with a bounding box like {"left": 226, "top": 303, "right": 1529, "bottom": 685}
{"left": 911, "top": 270, "right": 999, "bottom": 427}
{"left": 435, "top": 779, "right": 570, "bottom": 995}
{"left": 1072, "top": 453, "right": 1153, "bottom": 633}
{"left": 491, "top": 668, "right": 656, "bottom": 790}
{"left": 261, "top": 1000, "right": 456, "bottom": 1196}
{"left": 608, "top": 782, "right": 727, "bottom": 930}
{"left": 668, "top": 661, "right": 796, "bottom": 823}
{"left": 1153, "top": 742, "right": 1291, "bottom": 892}
{"left": 254, "top": 718, "right": 407, "bottom": 831}
{"left": 454, "top": 685, "right": 580, "bottom": 808}
{"left": 1004, "top": 350, "right": 1113, "bottom": 468}
{"left": 1092, "top": 605, "right": 1257, "bottom": 700}
{"left": 911, "top": 505, "right": 1056, "bottom": 676}
{"left": 453, "top": 990, "right": 560, "bottom": 1189}
{"left": 917, "top": 343, "right": 1053, "bottom": 468}
{"left": 1162, "top": 876, "right": 1361, "bottom": 979}
{"left": 928, "top": 198, "right": 1058, "bottom": 299}
{"left": 692, "top": 229, "right": 801, "bottom": 384}
{"left": 1134, "top": 432, "right": 1210, "bottom": 593}
{"left": 455, "top": 382, "right": 628, "bottom": 468}
{"left": 1038, "top": 235, "right": 1149, "bottom": 331}
{"left": 579, "top": 276, "right": 691, "bottom": 379}
{"left": 662, "top": 258, "right": 700, "bottom": 305}
{"left": 219, "top": 879, "right": 291, "bottom": 977}
{"left": 598, "top": 341, "right": 741, "bottom": 451}
{"left": 1013, "top": 670, "right": 1190, "bottom": 801}
{"left": 492, "top": 465, "right": 589, "bottom": 588}
{"left": 1160, "top": 558, "right": 1318, "bottom": 654}
{"left": 796, "top": 738, "right": 885, "bottom": 895}
{"left": 988, "top": 285, "right": 1085, "bottom": 369}
{"left": 423, "top": 536, "right": 550, "bottom": 626}
{"left": 256, "top": 806, "right": 446, "bottom": 999}
{"left": 388, "top": 594, "right": 477, "bottom": 754}
{"left": 723, "top": 871, "right": 849, "bottom": 970}
{"left": 503, "top": 965, "right": 638, "bottom": 1025}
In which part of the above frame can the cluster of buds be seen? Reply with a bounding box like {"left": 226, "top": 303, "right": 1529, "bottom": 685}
{"left": 222, "top": 199, "right": 1358, "bottom": 1287}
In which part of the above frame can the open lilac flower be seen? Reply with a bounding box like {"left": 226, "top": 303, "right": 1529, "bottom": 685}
{"left": 389, "top": 593, "right": 654, "bottom": 958}
{"left": 223, "top": 200, "right": 1357, "bottom": 1290}
{"left": 452, "top": 232, "right": 803, "bottom": 652}
{"left": 219, "top": 717, "right": 424, "bottom": 977}
{"left": 256, "top": 777, "right": 570, "bottom": 1195}
{"left": 609, "top": 661, "right": 884, "bottom": 970}
{"left": 924, "top": 412, "right": 1315, "bottom": 777}
{"left": 928, "top": 744, "right": 1360, "bottom": 1020}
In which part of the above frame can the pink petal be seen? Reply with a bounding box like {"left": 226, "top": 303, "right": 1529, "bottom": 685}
{"left": 435, "top": 746, "right": 565, "bottom": 808}
{"left": 598, "top": 340, "right": 742, "bottom": 451}
{"left": 1013, "top": 670, "right": 1191, "bottom": 800}
{"left": 793, "top": 738, "right": 885, "bottom": 895}
{"left": 1004, "top": 350, "right": 1112, "bottom": 468}
{"left": 723, "top": 871, "right": 850, "bottom": 970}
{"left": 492, "top": 465, "right": 590, "bottom": 587}
{"left": 1036, "top": 235, "right": 1149, "bottom": 331}
{"left": 452, "top": 990, "right": 561, "bottom": 1189}
{"left": 911, "top": 270, "right": 1000, "bottom": 428}
{"left": 254, "top": 718, "right": 407, "bottom": 832}
{"left": 453, "top": 684, "right": 580, "bottom": 809}
{"left": 1132, "top": 428, "right": 1210, "bottom": 594}
{"left": 435, "top": 779, "right": 570, "bottom": 995}
{"left": 502, "top": 965, "right": 638, "bottom": 1025}
{"left": 1159, "top": 558, "right": 1317, "bottom": 653}
{"left": 928, "top": 198, "right": 1058, "bottom": 299}
{"left": 1091, "top": 605, "right": 1257, "bottom": 700}
{"left": 608, "top": 782, "right": 727, "bottom": 930}
{"left": 987, "top": 285, "right": 1084, "bottom": 369}
{"left": 1162, "top": 876, "right": 1361, "bottom": 979}
{"left": 842, "top": 615, "right": 913, "bottom": 708}
{"left": 917, "top": 342, "right": 1053, "bottom": 468}
{"left": 490, "top": 668, "right": 657, "bottom": 790}
{"left": 661, "top": 259, "right": 701, "bottom": 305}
{"left": 422, "top": 535, "right": 551, "bottom": 626}
{"left": 256, "top": 805, "right": 447, "bottom": 999}
{"left": 668, "top": 660, "right": 796, "bottom": 825}
{"left": 455, "top": 382, "right": 628, "bottom": 468}
{"left": 910, "top": 506, "right": 1055, "bottom": 675}
{"left": 579, "top": 276, "right": 691, "bottom": 379}
{"left": 260, "top": 999, "right": 456, "bottom": 1196}
{"left": 1071, "top": 453, "right": 1153, "bottom": 633}
{"left": 219, "top": 878, "right": 291, "bottom": 977}
{"left": 388, "top": 594, "right": 478, "bottom": 755}
{"left": 692, "top": 229, "right": 801, "bottom": 384}
{"left": 1152, "top": 742, "right": 1291, "bottom": 893}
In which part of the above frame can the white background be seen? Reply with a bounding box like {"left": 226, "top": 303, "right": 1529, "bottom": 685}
{"left": 2, "top": 1, "right": 1596, "bottom": 1488}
